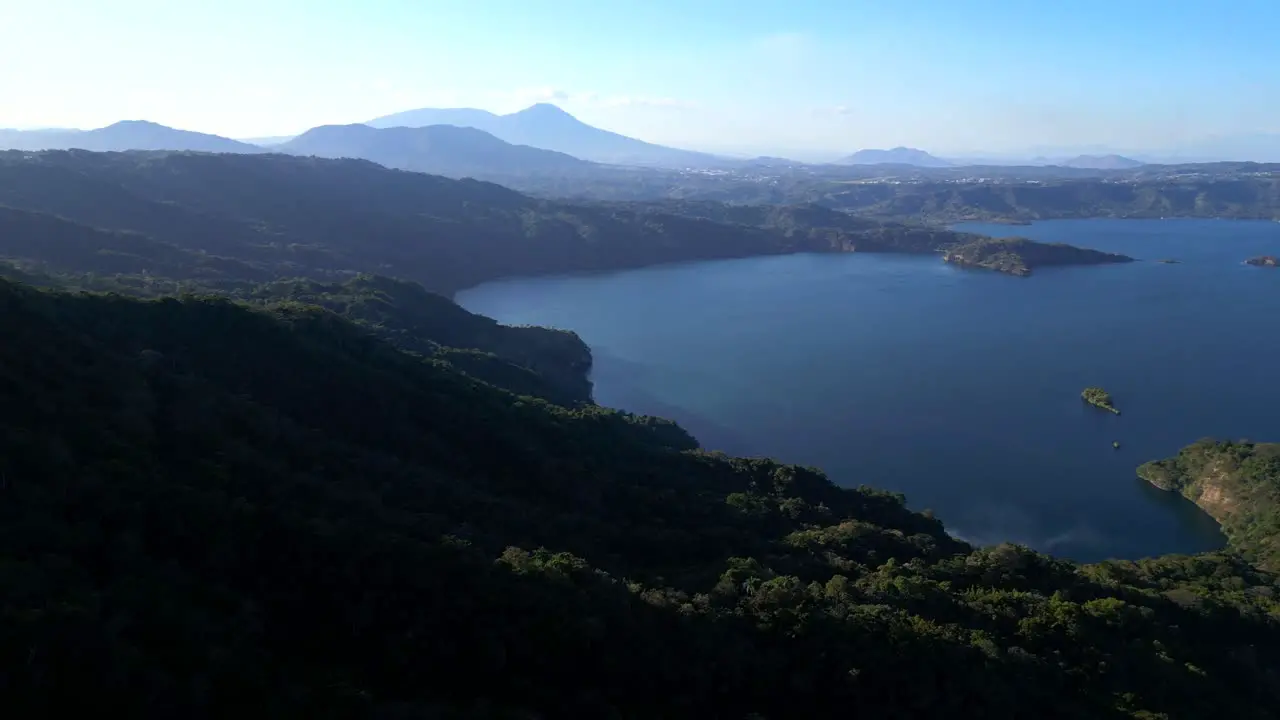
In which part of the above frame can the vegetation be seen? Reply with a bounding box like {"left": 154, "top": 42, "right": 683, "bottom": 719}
{"left": 3, "top": 274, "right": 1280, "bottom": 717}
{"left": 508, "top": 170, "right": 1280, "bottom": 224}
{"left": 239, "top": 275, "right": 595, "bottom": 406}
{"left": 1082, "top": 387, "right": 1121, "bottom": 414}
{"left": 0, "top": 263, "right": 594, "bottom": 406}
{"left": 1139, "top": 440, "right": 1280, "bottom": 571}
{"left": 0, "top": 150, "right": 1130, "bottom": 290}
{"left": 9, "top": 125, "right": 1280, "bottom": 227}
{"left": 942, "top": 237, "right": 1131, "bottom": 276}
{"left": 814, "top": 177, "right": 1280, "bottom": 223}
{"left": 3, "top": 151, "right": 1280, "bottom": 716}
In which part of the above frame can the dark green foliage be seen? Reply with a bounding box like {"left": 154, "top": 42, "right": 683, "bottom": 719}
{"left": 1139, "top": 440, "right": 1280, "bottom": 571}
{"left": 239, "top": 275, "right": 594, "bottom": 405}
{"left": 0, "top": 263, "right": 593, "bottom": 406}
{"left": 0, "top": 205, "right": 269, "bottom": 280}
{"left": 1082, "top": 387, "right": 1121, "bottom": 414}
{"left": 3, "top": 277, "right": 1280, "bottom": 718}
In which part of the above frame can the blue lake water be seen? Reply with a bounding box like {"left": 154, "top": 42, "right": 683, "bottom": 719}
{"left": 457, "top": 219, "right": 1280, "bottom": 562}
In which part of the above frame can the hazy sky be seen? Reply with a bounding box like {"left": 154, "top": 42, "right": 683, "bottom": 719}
{"left": 3, "top": 0, "right": 1278, "bottom": 156}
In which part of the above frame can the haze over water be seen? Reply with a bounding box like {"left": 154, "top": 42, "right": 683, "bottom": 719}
{"left": 458, "top": 219, "right": 1280, "bottom": 562}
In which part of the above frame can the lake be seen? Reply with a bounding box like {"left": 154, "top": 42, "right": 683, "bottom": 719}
{"left": 457, "top": 219, "right": 1280, "bottom": 562}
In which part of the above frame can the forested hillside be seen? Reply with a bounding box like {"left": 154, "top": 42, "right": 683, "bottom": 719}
{"left": 1140, "top": 440, "right": 1280, "bottom": 572}
{"left": 819, "top": 178, "right": 1280, "bottom": 222}
{"left": 3, "top": 275, "right": 1280, "bottom": 718}
{"left": 503, "top": 170, "right": 1280, "bottom": 224}
{"left": 1, "top": 150, "right": 1275, "bottom": 717}
{"left": 0, "top": 150, "right": 1129, "bottom": 288}
{"left": 0, "top": 264, "right": 594, "bottom": 407}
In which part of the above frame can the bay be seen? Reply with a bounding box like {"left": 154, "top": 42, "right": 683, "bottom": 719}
{"left": 457, "top": 219, "right": 1280, "bottom": 562}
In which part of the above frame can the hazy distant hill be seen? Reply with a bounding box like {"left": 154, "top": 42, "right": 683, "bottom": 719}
{"left": 279, "top": 123, "right": 593, "bottom": 178}
{"left": 1060, "top": 154, "right": 1144, "bottom": 170}
{"left": 367, "top": 103, "right": 721, "bottom": 168}
{"left": 0, "top": 120, "right": 263, "bottom": 153}
{"left": 239, "top": 135, "right": 296, "bottom": 146}
{"left": 367, "top": 107, "right": 503, "bottom": 130}
{"left": 838, "top": 147, "right": 951, "bottom": 167}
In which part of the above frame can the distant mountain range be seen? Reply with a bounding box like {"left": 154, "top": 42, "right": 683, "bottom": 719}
{"left": 0, "top": 120, "right": 263, "bottom": 154}
{"left": 838, "top": 147, "right": 951, "bottom": 167}
{"left": 367, "top": 103, "right": 722, "bottom": 168}
{"left": 278, "top": 124, "right": 593, "bottom": 178}
{"left": 842, "top": 151, "right": 1146, "bottom": 170}
{"left": 1059, "top": 154, "right": 1144, "bottom": 170}
{"left": 2, "top": 105, "right": 728, "bottom": 170}
{"left": 0, "top": 115, "right": 1249, "bottom": 180}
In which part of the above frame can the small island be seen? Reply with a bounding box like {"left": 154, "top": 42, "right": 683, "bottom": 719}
{"left": 1082, "top": 386, "right": 1120, "bottom": 415}
{"left": 941, "top": 237, "right": 1134, "bottom": 277}
{"left": 1245, "top": 255, "right": 1278, "bottom": 267}
{"left": 1155, "top": 259, "right": 1181, "bottom": 264}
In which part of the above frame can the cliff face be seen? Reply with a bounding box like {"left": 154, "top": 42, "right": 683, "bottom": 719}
{"left": 1139, "top": 457, "right": 1241, "bottom": 522}
{"left": 1138, "top": 440, "right": 1280, "bottom": 570}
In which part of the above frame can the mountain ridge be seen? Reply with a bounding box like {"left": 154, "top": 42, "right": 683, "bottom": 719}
{"left": 367, "top": 102, "right": 722, "bottom": 167}
{"left": 278, "top": 123, "right": 594, "bottom": 178}
{"left": 0, "top": 120, "right": 264, "bottom": 154}
{"left": 0, "top": 150, "right": 1133, "bottom": 294}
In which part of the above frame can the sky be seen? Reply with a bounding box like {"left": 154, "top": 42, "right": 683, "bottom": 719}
{"left": 3, "top": 0, "right": 1279, "bottom": 158}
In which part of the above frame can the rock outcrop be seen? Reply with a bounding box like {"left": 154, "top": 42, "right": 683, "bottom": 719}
{"left": 1138, "top": 439, "right": 1280, "bottom": 570}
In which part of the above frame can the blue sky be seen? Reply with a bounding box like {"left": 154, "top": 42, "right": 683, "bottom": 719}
{"left": 3, "top": 0, "right": 1278, "bottom": 156}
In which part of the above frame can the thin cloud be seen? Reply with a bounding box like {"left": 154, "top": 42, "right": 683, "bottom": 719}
{"left": 507, "top": 88, "right": 694, "bottom": 111}
{"left": 816, "top": 105, "right": 855, "bottom": 117}
{"left": 512, "top": 86, "right": 573, "bottom": 105}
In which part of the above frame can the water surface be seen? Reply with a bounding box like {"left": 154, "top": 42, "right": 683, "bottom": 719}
{"left": 458, "top": 219, "right": 1280, "bottom": 561}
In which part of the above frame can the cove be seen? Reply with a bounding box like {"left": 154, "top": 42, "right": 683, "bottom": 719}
{"left": 457, "top": 219, "right": 1280, "bottom": 562}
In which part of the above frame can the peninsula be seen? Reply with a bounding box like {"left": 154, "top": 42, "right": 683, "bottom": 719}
{"left": 1138, "top": 439, "right": 1280, "bottom": 571}
{"left": 9, "top": 271, "right": 1280, "bottom": 719}
{"left": 6, "top": 152, "right": 1280, "bottom": 719}
{"left": 1081, "top": 386, "right": 1120, "bottom": 414}
{"left": 0, "top": 152, "right": 1141, "bottom": 291}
